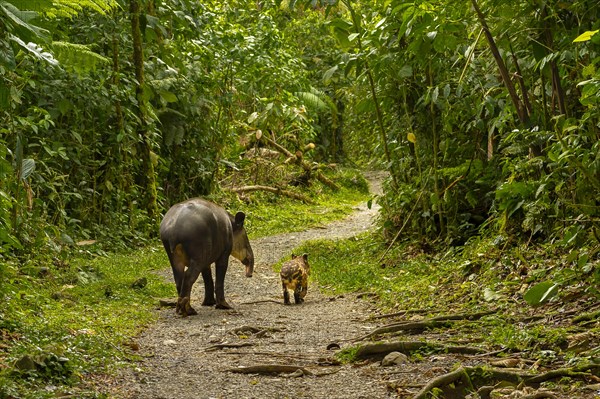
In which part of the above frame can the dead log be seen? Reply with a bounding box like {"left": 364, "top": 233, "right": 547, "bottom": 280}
{"left": 229, "top": 185, "right": 313, "bottom": 203}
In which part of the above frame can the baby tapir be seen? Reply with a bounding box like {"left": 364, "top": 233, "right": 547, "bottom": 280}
{"left": 280, "top": 253, "right": 310, "bottom": 305}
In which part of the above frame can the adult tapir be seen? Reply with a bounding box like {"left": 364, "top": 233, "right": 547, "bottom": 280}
{"left": 159, "top": 198, "right": 254, "bottom": 316}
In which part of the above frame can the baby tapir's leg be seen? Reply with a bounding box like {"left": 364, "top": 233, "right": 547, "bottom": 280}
{"left": 283, "top": 282, "right": 291, "bottom": 305}
{"left": 293, "top": 286, "right": 304, "bottom": 304}
{"left": 295, "top": 273, "right": 308, "bottom": 303}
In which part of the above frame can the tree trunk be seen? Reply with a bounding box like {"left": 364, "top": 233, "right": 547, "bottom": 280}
{"left": 471, "top": 0, "right": 528, "bottom": 125}
{"left": 429, "top": 63, "right": 445, "bottom": 236}
{"left": 130, "top": 0, "right": 158, "bottom": 221}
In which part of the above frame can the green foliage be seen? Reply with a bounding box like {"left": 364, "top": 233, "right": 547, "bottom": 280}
{"left": 298, "top": 232, "right": 597, "bottom": 366}
{"left": 235, "top": 168, "right": 370, "bottom": 238}
{"left": 335, "top": 345, "right": 359, "bottom": 363}
{"left": 0, "top": 247, "right": 172, "bottom": 398}
{"left": 0, "top": 0, "right": 342, "bottom": 257}
{"left": 311, "top": 0, "right": 600, "bottom": 251}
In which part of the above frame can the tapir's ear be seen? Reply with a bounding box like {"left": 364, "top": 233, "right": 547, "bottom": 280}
{"left": 234, "top": 212, "right": 246, "bottom": 227}
{"left": 291, "top": 253, "right": 297, "bottom": 259}
{"left": 302, "top": 253, "right": 308, "bottom": 261}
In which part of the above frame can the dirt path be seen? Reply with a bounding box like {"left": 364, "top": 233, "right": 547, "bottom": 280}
{"left": 112, "top": 172, "right": 394, "bottom": 399}
{"left": 109, "top": 171, "right": 597, "bottom": 399}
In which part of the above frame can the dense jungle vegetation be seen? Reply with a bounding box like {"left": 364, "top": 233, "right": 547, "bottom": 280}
{"left": 1, "top": 0, "right": 599, "bottom": 397}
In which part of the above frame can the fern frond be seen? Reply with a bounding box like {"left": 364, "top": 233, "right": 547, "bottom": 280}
{"left": 50, "top": 41, "right": 109, "bottom": 72}
{"left": 3, "top": 0, "right": 117, "bottom": 18}
{"left": 49, "top": 0, "right": 118, "bottom": 18}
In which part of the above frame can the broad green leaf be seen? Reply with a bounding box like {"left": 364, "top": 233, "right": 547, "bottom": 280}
{"left": 398, "top": 65, "right": 412, "bottom": 78}
{"left": 524, "top": 281, "right": 559, "bottom": 306}
{"left": 247, "top": 112, "right": 259, "bottom": 124}
{"left": 566, "top": 250, "right": 579, "bottom": 263}
{"left": 0, "top": 39, "right": 16, "bottom": 69}
{"left": 322, "top": 65, "right": 338, "bottom": 83}
{"left": 348, "top": 33, "right": 359, "bottom": 42}
{"left": 374, "top": 17, "right": 386, "bottom": 29}
{"left": 483, "top": 288, "right": 502, "bottom": 302}
{"left": 0, "top": 82, "right": 9, "bottom": 109}
{"left": 4, "top": 0, "right": 53, "bottom": 11}
{"left": 160, "top": 91, "right": 178, "bottom": 103}
{"left": 577, "top": 253, "right": 589, "bottom": 269}
{"left": 1, "top": 3, "right": 49, "bottom": 41}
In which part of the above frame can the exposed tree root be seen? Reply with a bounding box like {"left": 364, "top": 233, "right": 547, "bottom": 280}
{"left": 525, "top": 363, "right": 600, "bottom": 384}
{"left": 353, "top": 310, "right": 496, "bottom": 341}
{"left": 366, "top": 309, "right": 430, "bottom": 321}
{"left": 354, "top": 340, "right": 486, "bottom": 359}
{"left": 412, "top": 363, "right": 600, "bottom": 399}
{"left": 413, "top": 367, "right": 473, "bottom": 399}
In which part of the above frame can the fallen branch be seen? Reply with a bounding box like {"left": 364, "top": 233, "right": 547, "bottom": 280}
{"left": 354, "top": 340, "right": 486, "bottom": 359}
{"left": 260, "top": 134, "right": 340, "bottom": 190}
{"left": 204, "top": 342, "right": 255, "bottom": 352}
{"left": 218, "top": 351, "right": 324, "bottom": 361}
{"left": 228, "top": 325, "right": 284, "bottom": 336}
{"left": 239, "top": 299, "right": 282, "bottom": 305}
{"left": 229, "top": 185, "right": 313, "bottom": 203}
{"left": 227, "top": 364, "right": 313, "bottom": 376}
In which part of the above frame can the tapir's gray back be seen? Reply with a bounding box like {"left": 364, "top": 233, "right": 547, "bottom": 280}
{"left": 160, "top": 199, "right": 233, "bottom": 265}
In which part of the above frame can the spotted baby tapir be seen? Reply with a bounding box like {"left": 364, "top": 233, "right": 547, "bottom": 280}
{"left": 280, "top": 253, "right": 310, "bottom": 305}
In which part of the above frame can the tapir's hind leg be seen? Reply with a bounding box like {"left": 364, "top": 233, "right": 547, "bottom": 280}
{"left": 163, "top": 243, "right": 190, "bottom": 315}
{"left": 214, "top": 254, "right": 232, "bottom": 309}
{"left": 178, "top": 259, "right": 202, "bottom": 316}
{"left": 201, "top": 267, "right": 216, "bottom": 307}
